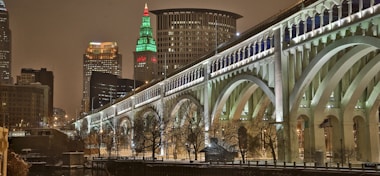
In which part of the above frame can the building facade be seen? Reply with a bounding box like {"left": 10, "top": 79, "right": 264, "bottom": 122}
{"left": 18, "top": 68, "right": 54, "bottom": 119}
{"left": 133, "top": 3, "right": 158, "bottom": 84}
{"left": 0, "top": 0, "right": 11, "bottom": 85}
{"left": 52, "top": 107, "right": 67, "bottom": 128}
{"left": 90, "top": 71, "right": 143, "bottom": 110}
{"left": 151, "top": 8, "right": 241, "bottom": 76}
{"left": 82, "top": 42, "right": 122, "bottom": 113}
{"left": 0, "top": 84, "right": 49, "bottom": 130}
{"left": 0, "top": 127, "right": 7, "bottom": 176}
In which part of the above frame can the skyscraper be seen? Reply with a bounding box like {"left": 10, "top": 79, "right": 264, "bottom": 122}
{"left": 151, "top": 8, "right": 241, "bottom": 76}
{"left": 133, "top": 3, "right": 158, "bottom": 84}
{"left": 0, "top": 0, "right": 11, "bottom": 85}
{"left": 82, "top": 42, "right": 122, "bottom": 113}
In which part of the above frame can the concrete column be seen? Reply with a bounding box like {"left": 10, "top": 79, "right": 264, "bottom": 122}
{"left": 289, "top": 115, "right": 300, "bottom": 162}
{"left": 341, "top": 116, "right": 355, "bottom": 163}
{"left": 303, "top": 117, "right": 313, "bottom": 162}
{"left": 160, "top": 86, "right": 165, "bottom": 156}
{"left": 203, "top": 63, "right": 211, "bottom": 146}
{"left": 311, "top": 113, "right": 327, "bottom": 164}
{"left": 273, "top": 26, "right": 291, "bottom": 162}
{"left": 130, "top": 97, "right": 136, "bottom": 156}
{"left": 365, "top": 112, "right": 380, "bottom": 162}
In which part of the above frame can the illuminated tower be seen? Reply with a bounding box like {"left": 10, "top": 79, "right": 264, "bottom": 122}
{"left": 82, "top": 42, "right": 122, "bottom": 113}
{"left": 133, "top": 3, "right": 158, "bottom": 83}
{"left": 0, "top": 0, "right": 11, "bottom": 85}
{"left": 151, "top": 8, "right": 241, "bottom": 76}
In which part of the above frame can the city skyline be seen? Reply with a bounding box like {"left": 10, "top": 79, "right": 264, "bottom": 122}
{"left": 4, "top": 0, "right": 299, "bottom": 118}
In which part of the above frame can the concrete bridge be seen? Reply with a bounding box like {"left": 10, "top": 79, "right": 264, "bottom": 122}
{"left": 74, "top": 0, "right": 380, "bottom": 163}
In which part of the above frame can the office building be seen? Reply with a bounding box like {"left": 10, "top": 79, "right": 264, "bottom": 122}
{"left": 133, "top": 3, "right": 158, "bottom": 83}
{"left": 151, "top": 8, "right": 241, "bottom": 76}
{"left": 82, "top": 42, "right": 122, "bottom": 113}
{"left": 0, "top": 84, "right": 49, "bottom": 129}
{"left": 17, "top": 68, "right": 54, "bottom": 119}
{"left": 90, "top": 71, "right": 143, "bottom": 110}
{"left": 0, "top": 0, "right": 11, "bottom": 85}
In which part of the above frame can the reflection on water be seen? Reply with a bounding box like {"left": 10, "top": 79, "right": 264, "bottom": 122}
{"left": 29, "top": 168, "right": 108, "bottom": 176}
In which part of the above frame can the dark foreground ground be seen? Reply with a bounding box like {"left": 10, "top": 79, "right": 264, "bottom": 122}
{"left": 27, "top": 159, "right": 380, "bottom": 176}
{"left": 28, "top": 166, "right": 108, "bottom": 176}
{"left": 104, "top": 160, "right": 380, "bottom": 176}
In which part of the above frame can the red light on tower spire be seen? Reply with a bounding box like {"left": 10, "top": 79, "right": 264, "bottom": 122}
{"left": 143, "top": 3, "right": 149, "bottom": 16}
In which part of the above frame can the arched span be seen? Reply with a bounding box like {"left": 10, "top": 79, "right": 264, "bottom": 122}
{"left": 229, "top": 83, "right": 259, "bottom": 121}
{"left": 341, "top": 53, "right": 380, "bottom": 111}
{"left": 136, "top": 107, "right": 160, "bottom": 120}
{"left": 117, "top": 116, "right": 132, "bottom": 128}
{"left": 290, "top": 36, "right": 380, "bottom": 113}
{"left": 366, "top": 81, "right": 380, "bottom": 119}
{"left": 170, "top": 94, "right": 202, "bottom": 118}
{"left": 169, "top": 94, "right": 203, "bottom": 128}
{"left": 211, "top": 74, "right": 275, "bottom": 124}
{"left": 117, "top": 116, "right": 133, "bottom": 137}
{"left": 311, "top": 45, "right": 377, "bottom": 113}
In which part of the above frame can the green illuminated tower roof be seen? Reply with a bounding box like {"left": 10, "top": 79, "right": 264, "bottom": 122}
{"left": 135, "top": 3, "right": 157, "bottom": 52}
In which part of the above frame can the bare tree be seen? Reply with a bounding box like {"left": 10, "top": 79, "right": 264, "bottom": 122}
{"left": 186, "top": 123, "right": 204, "bottom": 161}
{"left": 247, "top": 133, "right": 261, "bottom": 158}
{"left": 344, "top": 147, "right": 356, "bottom": 164}
{"left": 180, "top": 100, "right": 204, "bottom": 161}
{"left": 219, "top": 120, "right": 239, "bottom": 150}
{"left": 261, "top": 124, "right": 277, "bottom": 161}
{"left": 238, "top": 126, "right": 248, "bottom": 163}
{"left": 144, "top": 114, "right": 165, "bottom": 160}
{"left": 133, "top": 111, "right": 168, "bottom": 160}
{"left": 166, "top": 126, "right": 183, "bottom": 159}
{"left": 133, "top": 117, "right": 145, "bottom": 155}
{"left": 118, "top": 121, "right": 132, "bottom": 151}
{"left": 333, "top": 146, "right": 357, "bottom": 165}
{"left": 241, "top": 118, "right": 264, "bottom": 159}
{"left": 86, "top": 130, "right": 98, "bottom": 156}
{"left": 103, "top": 128, "right": 114, "bottom": 158}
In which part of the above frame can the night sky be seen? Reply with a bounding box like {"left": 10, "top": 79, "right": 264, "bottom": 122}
{"left": 4, "top": 0, "right": 299, "bottom": 118}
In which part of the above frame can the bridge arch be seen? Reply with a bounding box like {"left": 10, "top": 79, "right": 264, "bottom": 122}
{"left": 136, "top": 106, "right": 160, "bottom": 120}
{"left": 341, "top": 53, "right": 380, "bottom": 111}
{"left": 229, "top": 83, "right": 273, "bottom": 121}
{"left": 311, "top": 45, "right": 378, "bottom": 113}
{"left": 290, "top": 36, "right": 380, "bottom": 114}
{"left": 211, "top": 74, "right": 275, "bottom": 124}
{"left": 169, "top": 94, "right": 203, "bottom": 128}
{"left": 116, "top": 115, "right": 133, "bottom": 150}
{"left": 117, "top": 116, "right": 133, "bottom": 136}
{"left": 367, "top": 81, "right": 380, "bottom": 118}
